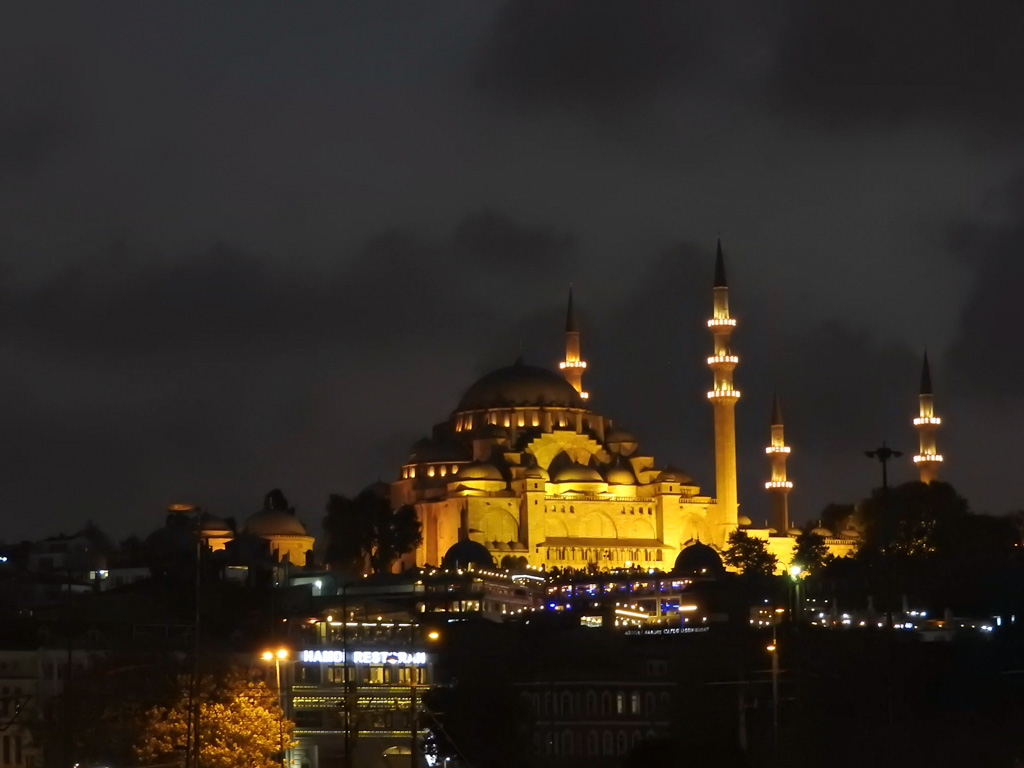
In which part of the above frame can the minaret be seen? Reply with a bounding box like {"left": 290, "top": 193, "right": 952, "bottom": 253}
{"left": 707, "top": 240, "right": 740, "bottom": 541}
{"left": 912, "top": 351, "right": 943, "bottom": 483}
{"left": 765, "top": 393, "right": 793, "bottom": 533}
{"left": 559, "top": 287, "right": 588, "bottom": 399}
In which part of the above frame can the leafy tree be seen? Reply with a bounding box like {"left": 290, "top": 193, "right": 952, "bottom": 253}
{"left": 792, "top": 529, "right": 832, "bottom": 574}
{"left": 135, "top": 668, "right": 292, "bottom": 768}
{"left": 856, "top": 481, "right": 969, "bottom": 559}
{"left": 723, "top": 530, "right": 777, "bottom": 576}
{"left": 324, "top": 489, "right": 423, "bottom": 574}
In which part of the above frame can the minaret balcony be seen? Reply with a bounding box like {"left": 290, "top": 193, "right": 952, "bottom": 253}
{"left": 580, "top": 391, "right": 590, "bottom": 399}
{"left": 707, "top": 355, "right": 739, "bottom": 366}
{"left": 913, "top": 416, "right": 941, "bottom": 425}
{"left": 559, "top": 361, "right": 587, "bottom": 369}
{"left": 765, "top": 446, "right": 791, "bottom": 454}
{"left": 764, "top": 481, "right": 793, "bottom": 489}
{"left": 913, "top": 454, "right": 943, "bottom": 463}
{"left": 707, "top": 389, "right": 741, "bottom": 401}
{"left": 707, "top": 318, "right": 737, "bottom": 328}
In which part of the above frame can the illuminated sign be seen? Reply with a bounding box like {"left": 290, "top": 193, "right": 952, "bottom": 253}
{"left": 299, "top": 650, "right": 427, "bottom": 665}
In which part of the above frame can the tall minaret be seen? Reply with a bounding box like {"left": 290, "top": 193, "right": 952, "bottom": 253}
{"left": 912, "top": 351, "right": 943, "bottom": 483}
{"left": 560, "top": 287, "right": 589, "bottom": 399}
{"left": 707, "top": 240, "right": 740, "bottom": 541}
{"left": 765, "top": 393, "right": 793, "bottom": 533}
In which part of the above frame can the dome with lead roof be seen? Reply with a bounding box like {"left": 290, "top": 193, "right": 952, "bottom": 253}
{"left": 457, "top": 361, "right": 585, "bottom": 411}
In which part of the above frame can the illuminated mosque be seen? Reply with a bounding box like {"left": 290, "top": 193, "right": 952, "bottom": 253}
{"left": 391, "top": 243, "right": 940, "bottom": 573}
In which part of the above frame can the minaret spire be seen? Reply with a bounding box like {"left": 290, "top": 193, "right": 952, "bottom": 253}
{"left": 707, "top": 240, "right": 740, "bottom": 544}
{"left": 560, "top": 286, "right": 588, "bottom": 399}
{"left": 913, "top": 350, "right": 942, "bottom": 482}
{"left": 765, "top": 392, "right": 792, "bottom": 533}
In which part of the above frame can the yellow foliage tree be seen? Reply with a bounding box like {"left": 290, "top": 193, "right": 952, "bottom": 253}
{"left": 135, "top": 669, "right": 294, "bottom": 768}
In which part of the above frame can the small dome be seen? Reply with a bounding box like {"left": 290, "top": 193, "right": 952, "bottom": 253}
{"left": 244, "top": 510, "right": 308, "bottom": 537}
{"left": 657, "top": 466, "right": 692, "bottom": 484}
{"left": 841, "top": 528, "right": 860, "bottom": 539}
{"left": 553, "top": 462, "right": 604, "bottom": 483}
{"left": 244, "top": 490, "right": 309, "bottom": 537}
{"left": 198, "top": 513, "right": 232, "bottom": 534}
{"left": 604, "top": 456, "right": 636, "bottom": 485}
{"left": 524, "top": 466, "right": 550, "bottom": 480}
{"left": 458, "top": 461, "right": 504, "bottom": 481}
{"left": 788, "top": 528, "right": 802, "bottom": 537}
{"left": 442, "top": 540, "right": 495, "bottom": 570}
{"left": 812, "top": 527, "right": 832, "bottom": 537}
{"left": 457, "top": 361, "right": 585, "bottom": 411}
{"left": 672, "top": 542, "right": 725, "bottom": 578}
{"left": 737, "top": 515, "right": 752, "bottom": 526}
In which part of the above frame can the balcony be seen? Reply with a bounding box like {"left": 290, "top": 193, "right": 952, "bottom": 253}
{"left": 765, "top": 446, "right": 791, "bottom": 454}
{"left": 706, "top": 355, "right": 739, "bottom": 365}
{"left": 913, "top": 417, "right": 941, "bottom": 425}
{"left": 913, "top": 454, "right": 943, "bottom": 463}
{"left": 764, "top": 481, "right": 793, "bottom": 489}
{"left": 707, "top": 390, "right": 741, "bottom": 400}
{"left": 707, "top": 318, "right": 737, "bottom": 328}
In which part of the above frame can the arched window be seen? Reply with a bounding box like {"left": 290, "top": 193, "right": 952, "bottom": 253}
{"left": 632, "top": 730, "right": 643, "bottom": 747}
{"left": 645, "top": 692, "right": 655, "bottom": 715}
{"left": 561, "top": 730, "right": 573, "bottom": 756}
{"left": 587, "top": 730, "right": 599, "bottom": 756}
{"left": 601, "top": 691, "right": 612, "bottom": 715}
{"left": 660, "top": 692, "right": 671, "bottom": 710}
{"left": 561, "top": 691, "right": 573, "bottom": 716}
{"left": 602, "top": 732, "right": 614, "bottom": 756}
{"left": 616, "top": 731, "right": 628, "bottom": 755}
{"left": 586, "top": 691, "right": 597, "bottom": 715}
{"left": 544, "top": 691, "right": 554, "bottom": 715}
{"left": 630, "top": 691, "right": 641, "bottom": 714}
{"left": 616, "top": 691, "right": 625, "bottom": 714}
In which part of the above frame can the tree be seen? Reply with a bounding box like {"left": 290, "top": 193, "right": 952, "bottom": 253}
{"left": 791, "top": 529, "right": 831, "bottom": 574}
{"left": 135, "top": 668, "right": 293, "bottom": 768}
{"left": 855, "top": 480, "right": 969, "bottom": 560}
{"left": 723, "top": 530, "right": 777, "bottom": 576}
{"left": 324, "top": 489, "right": 422, "bottom": 574}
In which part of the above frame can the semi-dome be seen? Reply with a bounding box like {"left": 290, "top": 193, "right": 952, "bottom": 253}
{"left": 657, "top": 466, "right": 692, "bottom": 484}
{"left": 442, "top": 540, "right": 495, "bottom": 570}
{"left": 524, "top": 466, "right": 550, "bottom": 480}
{"left": 457, "top": 461, "right": 504, "bottom": 481}
{"left": 552, "top": 462, "right": 604, "bottom": 484}
{"left": 604, "top": 455, "right": 636, "bottom": 485}
{"left": 737, "top": 515, "right": 752, "bottom": 526}
{"left": 457, "top": 361, "right": 585, "bottom": 411}
{"left": 672, "top": 542, "right": 726, "bottom": 577}
{"left": 812, "top": 527, "right": 833, "bottom": 537}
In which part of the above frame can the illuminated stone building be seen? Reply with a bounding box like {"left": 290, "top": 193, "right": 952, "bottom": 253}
{"left": 392, "top": 247, "right": 742, "bottom": 573}
{"left": 913, "top": 352, "right": 943, "bottom": 483}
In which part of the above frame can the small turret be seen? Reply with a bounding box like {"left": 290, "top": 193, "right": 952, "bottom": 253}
{"left": 913, "top": 351, "right": 943, "bottom": 482}
{"left": 765, "top": 392, "right": 792, "bottom": 533}
{"left": 559, "top": 286, "right": 588, "bottom": 399}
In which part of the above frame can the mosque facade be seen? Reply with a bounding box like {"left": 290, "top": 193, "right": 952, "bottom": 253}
{"left": 391, "top": 247, "right": 743, "bottom": 573}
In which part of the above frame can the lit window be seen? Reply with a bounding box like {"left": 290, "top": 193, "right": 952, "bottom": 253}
{"left": 428, "top": 466, "right": 435, "bottom": 478}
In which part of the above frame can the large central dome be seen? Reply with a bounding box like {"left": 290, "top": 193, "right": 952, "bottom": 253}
{"left": 457, "top": 361, "right": 585, "bottom": 411}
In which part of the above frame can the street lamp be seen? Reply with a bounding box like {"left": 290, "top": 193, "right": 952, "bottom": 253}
{"left": 261, "top": 648, "right": 289, "bottom": 768}
{"left": 788, "top": 565, "right": 804, "bottom": 623}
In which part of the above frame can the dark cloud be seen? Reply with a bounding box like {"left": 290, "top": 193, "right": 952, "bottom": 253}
{"left": 477, "top": 0, "right": 699, "bottom": 110}
{"left": 0, "top": 211, "right": 578, "bottom": 541}
{"left": 947, "top": 180, "right": 1024, "bottom": 398}
{"left": 770, "top": 0, "right": 1024, "bottom": 134}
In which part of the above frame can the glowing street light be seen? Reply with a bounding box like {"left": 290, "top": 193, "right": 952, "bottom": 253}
{"left": 262, "top": 651, "right": 290, "bottom": 768}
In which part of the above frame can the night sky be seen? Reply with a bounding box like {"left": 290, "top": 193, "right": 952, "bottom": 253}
{"left": 3, "top": 2, "right": 1023, "bottom": 542}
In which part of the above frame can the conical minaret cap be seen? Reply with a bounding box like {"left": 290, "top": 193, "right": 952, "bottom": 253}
{"left": 714, "top": 239, "right": 728, "bottom": 288}
{"left": 565, "top": 286, "right": 579, "bottom": 333}
{"left": 920, "top": 351, "right": 933, "bottom": 395}
{"left": 771, "top": 392, "right": 783, "bottom": 426}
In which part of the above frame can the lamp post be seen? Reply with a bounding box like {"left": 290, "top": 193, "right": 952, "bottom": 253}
{"left": 262, "top": 648, "right": 289, "bottom": 768}
{"left": 866, "top": 441, "right": 900, "bottom": 735}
